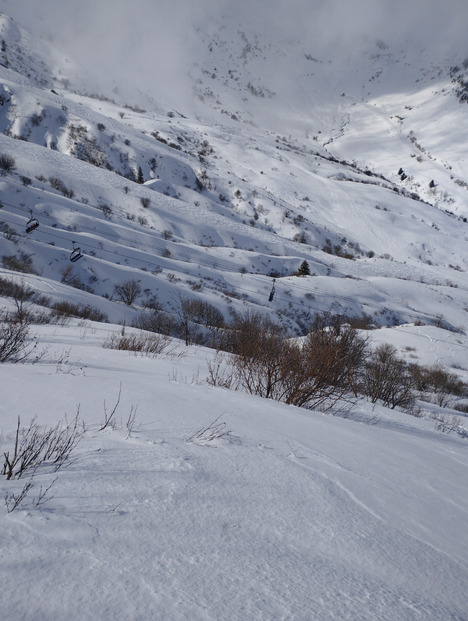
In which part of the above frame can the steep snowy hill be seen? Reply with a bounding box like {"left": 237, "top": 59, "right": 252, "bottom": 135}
{"left": 1, "top": 8, "right": 468, "bottom": 338}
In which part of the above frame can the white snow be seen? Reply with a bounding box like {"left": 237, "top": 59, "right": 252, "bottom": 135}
{"left": 1, "top": 322, "right": 467, "bottom": 620}
{"left": 1, "top": 5, "right": 468, "bottom": 619}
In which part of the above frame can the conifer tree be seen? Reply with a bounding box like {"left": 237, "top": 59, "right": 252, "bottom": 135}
{"left": 298, "top": 260, "right": 310, "bottom": 276}
{"left": 137, "top": 166, "right": 144, "bottom": 184}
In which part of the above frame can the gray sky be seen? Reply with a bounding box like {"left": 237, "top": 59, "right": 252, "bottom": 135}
{"left": 2, "top": 0, "right": 467, "bottom": 102}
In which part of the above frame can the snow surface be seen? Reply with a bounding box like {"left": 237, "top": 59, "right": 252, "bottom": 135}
{"left": 1, "top": 6, "right": 468, "bottom": 619}
{"left": 1, "top": 322, "right": 468, "bottom": 620}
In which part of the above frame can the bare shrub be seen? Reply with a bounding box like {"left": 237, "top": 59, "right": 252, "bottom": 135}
{"left": 0, "top": 222, "right": 19, "bottom": 241}
{"left": 124, "top": 405, "right": 139, "bottom": 439}
{"left": 0, "top": 153, "right": 16, "bottom": 175}
{"left": 103, "top": 328, "right": 170, "bottom": 356}
{"left": 0, "top": 278, "right": 35, "bottom": 322}
{"left": 60, "top": 265, "right": 86, "bottom": 290}
{"left": 2, "top": 252, "right": 38, "bottom": 274}
{"left": 176, "top": 296, "right": 225, "bottom": 347}
{"left": 206, "top": 352, "right": 236, "bottom": 389}
{"left": 0, "top": 309, "right": 39, "bottom": 363}
{"left": 99, "top": 382, "right": 122, "bottom": 431}
{"left": 49, "top": 176, "right": 74, "bottom": 198}
{"left": 432, "top": 413, "right": 468, "bottom": 437}
{"left": 132, "top": 309, "right": 176, "bottom": 336}
{"left": 186, "top": 414, "right": 231, "bottom": 443}
{"left": 4, "top": 477, "right": 36, "bottom": 512}
{"left": 454, "top": 402, "right": 468, "bottom": 414}
{"left": 113, "top": 279, "right": 142, "bottom": 306}
{"left": 219, "top": 311, "right": 367, "bottom": 411}
{"left": 2, "top": 413, "right": 83, "bottom": 512}
{"left": 292, "top": 317, "right": 368, "bottom": 409}
{"left": 362, "top": 344, "right": 415, "bottom": 410}
{"left": 410, "top": 363, "right": 467, "bottom": 407}
{"left": 51, "top": 300, "right": 108, "bottom": 322}
{"left": 2, "top": 412, "right": 83, "bottom": 480}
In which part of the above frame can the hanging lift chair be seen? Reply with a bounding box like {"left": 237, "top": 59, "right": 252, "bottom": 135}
{"left": 25, "top": 211, "right": 39, "bottom": 233}
{"left": 70, "top": 242, "right": 83, "bottom": 263}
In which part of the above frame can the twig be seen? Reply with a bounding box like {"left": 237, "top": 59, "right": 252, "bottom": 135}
{"left": 100, "top": 382, "right": 122, "bottom": 430}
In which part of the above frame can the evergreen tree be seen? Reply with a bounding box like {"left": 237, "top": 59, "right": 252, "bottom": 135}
{"left": 298, "top": 260, "right": 310, "bottom": 276}
{"left": 137, "top": 166, "right": 144, "bottom": 184}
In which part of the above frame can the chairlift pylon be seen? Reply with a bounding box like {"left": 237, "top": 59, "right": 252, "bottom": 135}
{"left": 25, "top": 210, "right": 39, "bottom": 234}
{"left": 70, "top": 241, "right": 83, "bottom": 263}
{"left": 268, "top": 278, "right": 276, "bottom": 302}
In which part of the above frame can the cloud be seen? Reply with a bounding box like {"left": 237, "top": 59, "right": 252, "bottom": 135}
{"left": 2, "top": 0, "right": 468, "bottom": 105}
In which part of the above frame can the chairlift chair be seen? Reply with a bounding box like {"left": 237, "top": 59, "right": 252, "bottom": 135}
{"left": 25, "top": 210, "right": 39, "bottom": 233}
{"left": 70, "top": 242, "right": 83, "bottom": 263}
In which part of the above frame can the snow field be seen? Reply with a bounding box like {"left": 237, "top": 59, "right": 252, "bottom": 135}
{"left": 1, "top": 322, "right": 468, "bottom": 620}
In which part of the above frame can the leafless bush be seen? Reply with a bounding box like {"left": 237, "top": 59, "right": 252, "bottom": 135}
{"left": 206, "top": 352, "right": 236, "bottom": 389}
{"left": 4, "top": 477, "right": 35, "bottom": 512}
{"left": 288, "top": 318, "right": 368, "bottom": 410}
{"left": 361, "top": 344, "right": 416, "bottom": 410}
{"left": 0, "top": 222, "right": 19, "bottom": 241}
{"left": 2, "top": 411, "right": 84, "bottom": 480}
{"left": 0, "top": 278, "right": 35, "bottom": 321}
{"left": 186, "top": 414, "right": 231, "bottom": 443}
{"left": 100, "top": 382, "right": 122, "bottom": 431}
{"left": 410, "top": 363, "right": 467, "bottom": 407}
{"left": 2, "top": 251, "right": 38, "bottom": 274}
{"left": 132, "top": 309, "right": 177, "bottom": 336}
{"left": 49, "top": 176, "right": 74, "bottom": 198}
{"left": 432, "top": 413, "right": 468, "bottom": 437}
{"left": 113, "top": 279, "right": 142, "bottom": 306}
{"left": 0, "top": 153, "right": 16, "bottom": 175}
{"left": 177, "top": 296, "right": 225, "bottom": 346}
{"left": 51, "top": 300, "right": 108, "bottom": 322}
{"left": 0, "top": 309, "right": 40, "bottom": 363}
{"left": 217, "top": 311, "right": 367, "bottom": 412}
{"left": 98, "top": 383, "right": 139, "bottom": 436}
{"left": 454, "top": 402, "right": 468, "bottom": 414}
{"left": 103, "top": 328, "right": 171, "bottom": 356}
{"left": 124, "top": 405, "right": 139, "bottom": 439}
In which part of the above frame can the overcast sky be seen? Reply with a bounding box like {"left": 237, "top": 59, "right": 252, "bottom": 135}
{"left": 2, "top": 0, "right": 467, "bottom": 103}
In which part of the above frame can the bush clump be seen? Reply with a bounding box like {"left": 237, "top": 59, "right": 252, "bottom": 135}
{"left": 0, "top": 153, "right": 16, "bottom": 175}
{"left": 103, "top": 329, "right": 170, "bottom": 356}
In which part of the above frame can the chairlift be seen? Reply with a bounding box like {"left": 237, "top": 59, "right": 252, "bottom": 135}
{"left": 70, "top": 241, "right": 83, "bottom": 263}
{"left": 25, "top": 210, "right": 39, "bottom": 233}
{"left": 268, "top": 278, "right": 276, "bottom": 302}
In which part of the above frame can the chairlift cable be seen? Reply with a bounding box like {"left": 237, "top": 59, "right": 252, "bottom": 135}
{"left": 0, "top": 207, "right": 456, "bottom": 326}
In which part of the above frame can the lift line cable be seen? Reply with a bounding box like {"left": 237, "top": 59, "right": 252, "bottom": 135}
{"left": 0, "top": 206, "right": 449, "bottom": 325}
{"left": 1, "top": 195, "right": 329, "bottom": 273}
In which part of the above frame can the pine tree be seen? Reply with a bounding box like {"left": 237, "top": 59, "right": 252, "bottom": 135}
{"left": 137, "top": 166, "right": 144, "bottom": 184}
{"left": 298, "top": 260, "right": 310, "bottom": 276}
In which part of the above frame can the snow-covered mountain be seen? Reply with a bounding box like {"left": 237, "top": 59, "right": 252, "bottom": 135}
{"left": 1, "top": 7, "right": 468, "bottom": 333}
{"left": 1, "top": 5, "right": 468, "bottom": 619}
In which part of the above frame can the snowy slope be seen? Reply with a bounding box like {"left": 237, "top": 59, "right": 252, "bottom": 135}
{"left": 1, "top": 322, "right": 467, "bottom": 620}
{"left": 1, "top": 8, "right": 468, "bottom": 336}
{"left": 1, "top": 6, "right": 468, "bottom": 619}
